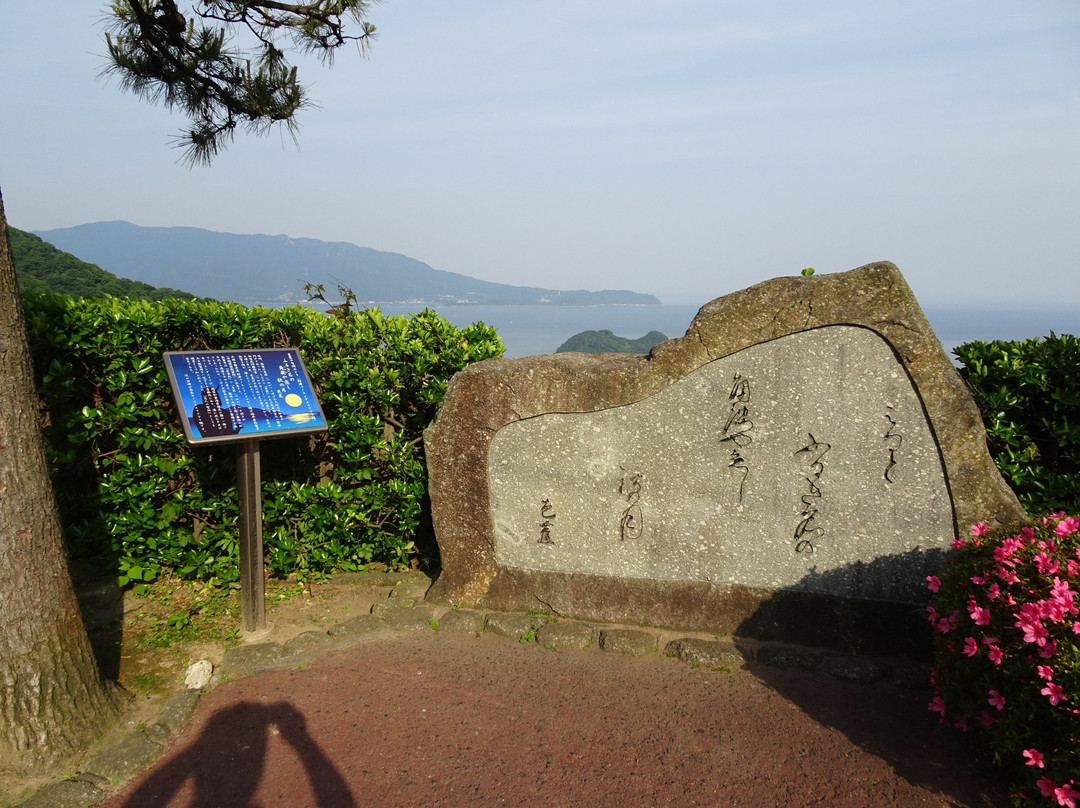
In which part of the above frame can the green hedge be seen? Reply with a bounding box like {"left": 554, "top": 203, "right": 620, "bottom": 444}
{"left": 23, "top": 294, "right": 503, "bottom": 586}
{"left": 955, "top": 333, "right": 1080, "bottom": 515}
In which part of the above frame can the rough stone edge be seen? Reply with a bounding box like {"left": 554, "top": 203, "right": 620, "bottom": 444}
{"left": 424, "top": 262, "right": 1026, "bottom": 616}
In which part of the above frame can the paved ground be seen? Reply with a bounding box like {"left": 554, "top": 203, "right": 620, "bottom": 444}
{"left": 13, "top": 574, "right": 1009, "bottom": 808}
{"left": 84, "top": 629, "right": 1004, "bottom": 808}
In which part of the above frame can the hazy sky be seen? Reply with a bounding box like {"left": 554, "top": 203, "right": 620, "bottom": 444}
{"left": 1, "top": 1, "right": 1078, "bottom": 306}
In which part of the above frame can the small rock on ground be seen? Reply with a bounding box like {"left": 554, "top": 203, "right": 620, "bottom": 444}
{"left": 184, "top": 660, "right": 213, "bottom": 690}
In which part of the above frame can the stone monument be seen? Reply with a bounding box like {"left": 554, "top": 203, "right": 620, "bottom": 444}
{"left": 424, "top": 262, "right": 1025, "bottom": 652}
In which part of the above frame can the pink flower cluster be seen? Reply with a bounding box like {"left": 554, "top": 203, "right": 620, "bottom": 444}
{"left": 927, "top": 515, "right": 1080, "bottom": 805}
{"left": 1037, "top": 776, "right": 1080, "bottom": 808}
{"left": 928, "top": 517, "right": 1079, "bottom": 684}
{"left": 1025, "top": 748, "right": 1080, "bottom": 807}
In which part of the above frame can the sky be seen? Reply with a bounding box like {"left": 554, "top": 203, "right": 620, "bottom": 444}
{"left": 1, "top": 1, "right": 1078, "bottom": 307}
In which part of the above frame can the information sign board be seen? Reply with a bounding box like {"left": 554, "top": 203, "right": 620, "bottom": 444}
{"left": 164, "top": 348, "right": 327, "bottom": 446}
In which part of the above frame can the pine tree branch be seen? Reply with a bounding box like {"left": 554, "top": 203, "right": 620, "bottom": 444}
{"left": 103, "top": 0, "right": 376, "bottom": 165}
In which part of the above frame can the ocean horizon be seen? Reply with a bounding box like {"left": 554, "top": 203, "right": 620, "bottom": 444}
{"left": 366, "top": 301, "right": 1077, "bottom": 360}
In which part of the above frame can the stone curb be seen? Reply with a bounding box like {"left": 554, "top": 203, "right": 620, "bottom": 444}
{"left": 14, "top": 576, "right": 931, "bottom": 808}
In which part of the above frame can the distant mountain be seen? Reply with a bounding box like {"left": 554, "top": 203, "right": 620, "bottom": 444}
{"left": 33, "top": 222, "right": 661, "bottom": 307}
{"left": 10, "top": 227, "right": 197, "bottom": 301}
{"left": 556, "top": 329, "right": 669, "bottom": 354}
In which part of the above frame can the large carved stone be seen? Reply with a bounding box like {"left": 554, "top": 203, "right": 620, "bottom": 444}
{"left": 423, "top": 262, "right": 1025, "bottom": 650}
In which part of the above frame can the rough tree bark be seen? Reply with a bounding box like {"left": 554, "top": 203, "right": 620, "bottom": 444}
{"left": 0, "top": 187, "right": 119, "bottom": 773}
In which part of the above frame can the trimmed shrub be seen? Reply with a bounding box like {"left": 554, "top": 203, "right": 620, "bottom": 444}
{"left": 24, "top": 294, "right": 503, "bottom": 585}
{"left": 955, "top": 334, "right": 1080, "bottom": 515}
{"left": 927, "top": 516, "right": 1080, "bottom": 805}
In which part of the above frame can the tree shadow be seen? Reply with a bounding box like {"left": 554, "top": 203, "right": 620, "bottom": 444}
{"left": 743, "top": 660, "right": 1008, "bottom": 806}
{"left": 71, "top": 560, "right": 126, "bottom": 682}
{"left": 736, "top": 546, "right": 944, "bottom": 660}
{"left": 120, "top": 700, "right": 356, "bottom": 807}
{"left": 735, "top": 548, "right": 1009, "bottom": 806}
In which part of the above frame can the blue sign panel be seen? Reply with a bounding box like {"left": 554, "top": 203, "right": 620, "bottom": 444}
{"left": 164, "top": 348, "right": 328, "bottom": 445}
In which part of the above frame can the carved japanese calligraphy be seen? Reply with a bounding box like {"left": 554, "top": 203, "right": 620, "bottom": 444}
{"left": 719, "top": 372, "right": 753, "bottom": 502}
{"left": 539, "top": 498, "right": 556, "bottom": 544}
{"left": 480, "top": 323, "right": 961, "bottom": 603}
{"left": 618, "top": 470, "right": 643, "bottom": 540}
{"left": 793, "top": 433, "right": 831, "bottom": 554}
{"left": 883, "top": 406, "right": 903, "bottom": 483}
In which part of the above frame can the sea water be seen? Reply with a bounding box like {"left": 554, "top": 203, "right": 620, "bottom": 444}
{"left": 373, "top": 302, "right": 1077, "bottom": 359}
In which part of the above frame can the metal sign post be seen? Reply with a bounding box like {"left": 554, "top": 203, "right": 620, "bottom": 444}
{"left": 163, "top": 348, "right": 327, "bottom": 636}
{"left": 237, "top": 439, "right": 265, "bottom": 633}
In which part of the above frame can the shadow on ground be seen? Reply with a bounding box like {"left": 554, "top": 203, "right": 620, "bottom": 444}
{"left": 737, "top": 547, "right": 1008, "bottom": 807}
{"left": 114, "top": 701, "right": 354, "bottom": 808}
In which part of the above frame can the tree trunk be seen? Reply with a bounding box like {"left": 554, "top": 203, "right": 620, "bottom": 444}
{"left": 0, "top": 187, "right": 119, "bottom": 773}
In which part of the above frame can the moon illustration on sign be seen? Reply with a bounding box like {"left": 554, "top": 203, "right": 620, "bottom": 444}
{"left": 284, "top": 393, "right": 303, "bottom": 408}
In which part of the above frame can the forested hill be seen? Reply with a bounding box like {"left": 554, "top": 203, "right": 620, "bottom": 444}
{"left": 556, "top": 329, "right": 669, "bottom": 354}
{"left": 33, "top": 221, "right": 662, "bottom": 307}
{"left": 10, "top": 227, "right": 197, "bottom": 301}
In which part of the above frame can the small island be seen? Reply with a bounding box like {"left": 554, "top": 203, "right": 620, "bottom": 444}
{"left": 555, "top": 329, "right": 668, "bottom": 354}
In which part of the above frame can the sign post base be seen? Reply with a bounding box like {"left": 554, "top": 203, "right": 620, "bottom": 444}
{"left": 237, "top": 439, "right": 266, "bottom": 633}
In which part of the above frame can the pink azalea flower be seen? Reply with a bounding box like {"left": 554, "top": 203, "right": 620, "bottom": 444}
{"left": 986, "top": 582, "right": 1001, "bottom": 599}
{"left": 1044, "top": 598, "right": 1070, "bottom": 624}
{"left": 988, "top": 689, "right": 1006, "bottom": 710}
{"left": 970, "top": 573, "right": 987, "bottom": 585}
{"left": 1040, "top": 639, "right": 1059, "bottom": 659}
{"left": 1001, "top": 536, "right": 1024, "bottom": 556}
{"left": 987, "top": 644, "right": 1003, "bottom": 665}
{"left": 978, "top": 710, "right": 995, "bottom": 727}
{"left": 970, "top": 605, "right": 992, "bottom": 626}
{"left": 1054, "top": 782, "right": 1079, "bottom": 808}
{"left": 1041, "top": 777, "right": 1060, "bottom": 798}
{"left": 928, "top": 696, "right": 946, "bottom": 717}
{"left": 1016, "top": 614, "right": 1050, "bottom": 645}
{"left": 971, "top": 522, "right": 990, "bottom": 536}
{"left": 1073, "top": 621, "right": 1080, "bottom": 636}
{"left": 951, "top": 538, "right": 967, "bottom": 550}
{"left": 1035, "top": 551, "right": 1061, "bottom": 576}
{"left": 1067, "top": 559, "right": 1080, "bottom": 577}
{"left": 1042, "top": 682, "right": 1066, "bottom": 705}
{"left": 1055, "top": 516, "right": 1080, "bottom": 537}
{"left": 926, "top": 575, "right": 941, "bottom": 593}
{"left": 1052, "top": 576, "right": 1072, "bottom": 595}
{"left": 953, "top": 715, "right": 968, "bottom": 731}
{"left": 1023, "top": 748, "right": 1046, "bottom": 768}
{"left": 999, "top": 568, "right": 1020, "bottom": 586}
{"left": 1038, "top": 665, "right": 1054, "bottom": 680}
{"left": 963, "top": 636, "right": 979, "bottom": 657}
{"left": 1050, "top": 578, "right": 1078, "bottom": 614}
{"left": 1017, "top": 601, "right": 1039, "bottom": 620}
